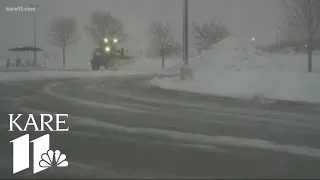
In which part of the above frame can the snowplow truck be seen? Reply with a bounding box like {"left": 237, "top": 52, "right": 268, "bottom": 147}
{"left": 90, "top": 37, "right": 132, "bottom": 70}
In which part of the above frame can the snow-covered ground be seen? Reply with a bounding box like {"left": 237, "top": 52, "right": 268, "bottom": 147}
{"left": 0, "top": 57, "right": 181, "bottom": 82}
{"left": 150, "top": 37, "right": 320, "bottom": 103}
{"left": 0, "top": 70, "right": 135, "bottom": 82}
{"left": 118, "top": 57, "right": 182, "bottom": 75}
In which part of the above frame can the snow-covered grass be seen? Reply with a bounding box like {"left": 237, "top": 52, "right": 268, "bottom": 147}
{"left": 0, "top": 57, "right": 182, "bottom": 82}
{"left": 0, "top": 70, "right": 140, "bottom": 82}
{"left": 0, "top": 67, "right": 92, "bottom": 72}
{"left": 150, "top": 37, "right": 320, "bottom": 104}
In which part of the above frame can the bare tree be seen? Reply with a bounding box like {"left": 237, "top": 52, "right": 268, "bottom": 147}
{"left": 192, "top": 20, "right": 216, "bottom": 53}
{"left": 49, "top": 17, "right": 79, "bottom": 68}
{"left": 86, "top": 11, "right": 127, "bottom": 46}
{"left": 149, "top": 21, "right": 173, "bottom": 68}
{"left": 192, "top": 20, "right": 229, "bottom": 53}
{"left": 283, "top": 0, "right": 320, "bottom": 72}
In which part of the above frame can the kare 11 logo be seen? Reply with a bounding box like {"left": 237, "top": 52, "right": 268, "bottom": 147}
{"left": 8, "top": 114, "right": 70, "bottom": 175}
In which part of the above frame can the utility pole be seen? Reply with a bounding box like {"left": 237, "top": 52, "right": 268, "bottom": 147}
{"left": 33, "top": 13, "right": 37, "bottom": 67}
{"left": 183, "top": 0, "right": 188, "bottom": 65}
{"left": 31, "top": 4, "right": 39, "bottom": 67}
{"left": 180, "top": 0, "right": 192, "bottom": 80}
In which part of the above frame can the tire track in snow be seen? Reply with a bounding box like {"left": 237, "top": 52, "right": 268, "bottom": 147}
{"left": 40, "top": 82, "right": 263, "bottom": 128}
{"left": 71, "top": 116, "right": 320, "bottom": 158}
{"left": 19, "top": 107, "right": 320, "bottom": 159}
{"left": 69, "top": 130, "right": 228, "bottom": 153}
{"left": 84, "top": 84, "right": 320, "bottom": 131}
{"left": 41, "top": 80, "right": 320, "bottom": 132}
{"left": 42, "top": 82, "right": 151, "bottom": 114}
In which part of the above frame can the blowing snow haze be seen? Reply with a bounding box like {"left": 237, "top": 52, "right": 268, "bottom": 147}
{"left": 3, "top": 0, "right": 320, "bottom": 178}
{"left": 0, "top": 0, "right": 280, "bottom": 68}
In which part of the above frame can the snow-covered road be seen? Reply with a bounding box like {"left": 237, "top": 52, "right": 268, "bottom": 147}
{"left": 1, "top": 76, "right": 320, "bottom": 178}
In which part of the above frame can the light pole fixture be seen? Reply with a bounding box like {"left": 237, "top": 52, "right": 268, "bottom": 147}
{"left": 30, "top": 4, "right": 39, "bottom": 67}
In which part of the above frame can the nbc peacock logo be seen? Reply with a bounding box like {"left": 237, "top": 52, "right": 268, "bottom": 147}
{"left": 11, "top": 134, "right": 69, "bottom": 174}
{"left": 39, "top": 150, "right": 68, "bottom": 168}
{"left": 10, "top": 114, "right": 71, "bottom": 175}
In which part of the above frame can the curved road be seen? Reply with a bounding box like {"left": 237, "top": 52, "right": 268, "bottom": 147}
{"left": 1, "top": 75, "right": 320, "bottom": 178}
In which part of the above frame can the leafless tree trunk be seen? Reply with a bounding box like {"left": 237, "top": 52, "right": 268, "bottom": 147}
{"left": 149, "top": 21, "right": 173, "bottom": 69}
{"left": 49, "top": 17, "right": 79, "bottom": 68}
{"left": 283, "top": 0, "right": 320, "bottom": 72}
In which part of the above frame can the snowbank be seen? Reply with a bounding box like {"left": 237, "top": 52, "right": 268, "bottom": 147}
{"left": 151, "top": 37, "right": 320, "bottom": 103}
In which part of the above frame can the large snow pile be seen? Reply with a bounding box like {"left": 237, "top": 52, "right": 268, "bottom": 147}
{"left": 151, "top": 37, "right": 320, "bottom": 103}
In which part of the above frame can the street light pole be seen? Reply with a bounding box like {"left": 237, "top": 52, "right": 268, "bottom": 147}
{"left": 180, "top": 0, "right": 192, "bottom": 80}
{"left": 183, "top": 0, "right": 188, "bottom": 65}
{"left": 31, "top": 4, "right": 39, "bottom": 67}
{"left": 33, "top": 13, "right": 37, "bottom": 67}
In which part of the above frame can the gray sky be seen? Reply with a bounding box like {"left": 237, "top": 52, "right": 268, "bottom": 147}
{"left": 0, "top": 0, "right": 281, "bottom": 68}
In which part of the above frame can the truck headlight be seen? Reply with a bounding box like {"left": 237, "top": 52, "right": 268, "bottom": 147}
{"left": 105, "top": 46, "right": 111, "bottom": 52}
{"left": 113, "top": 38, "right": 118, "bottom": 43}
